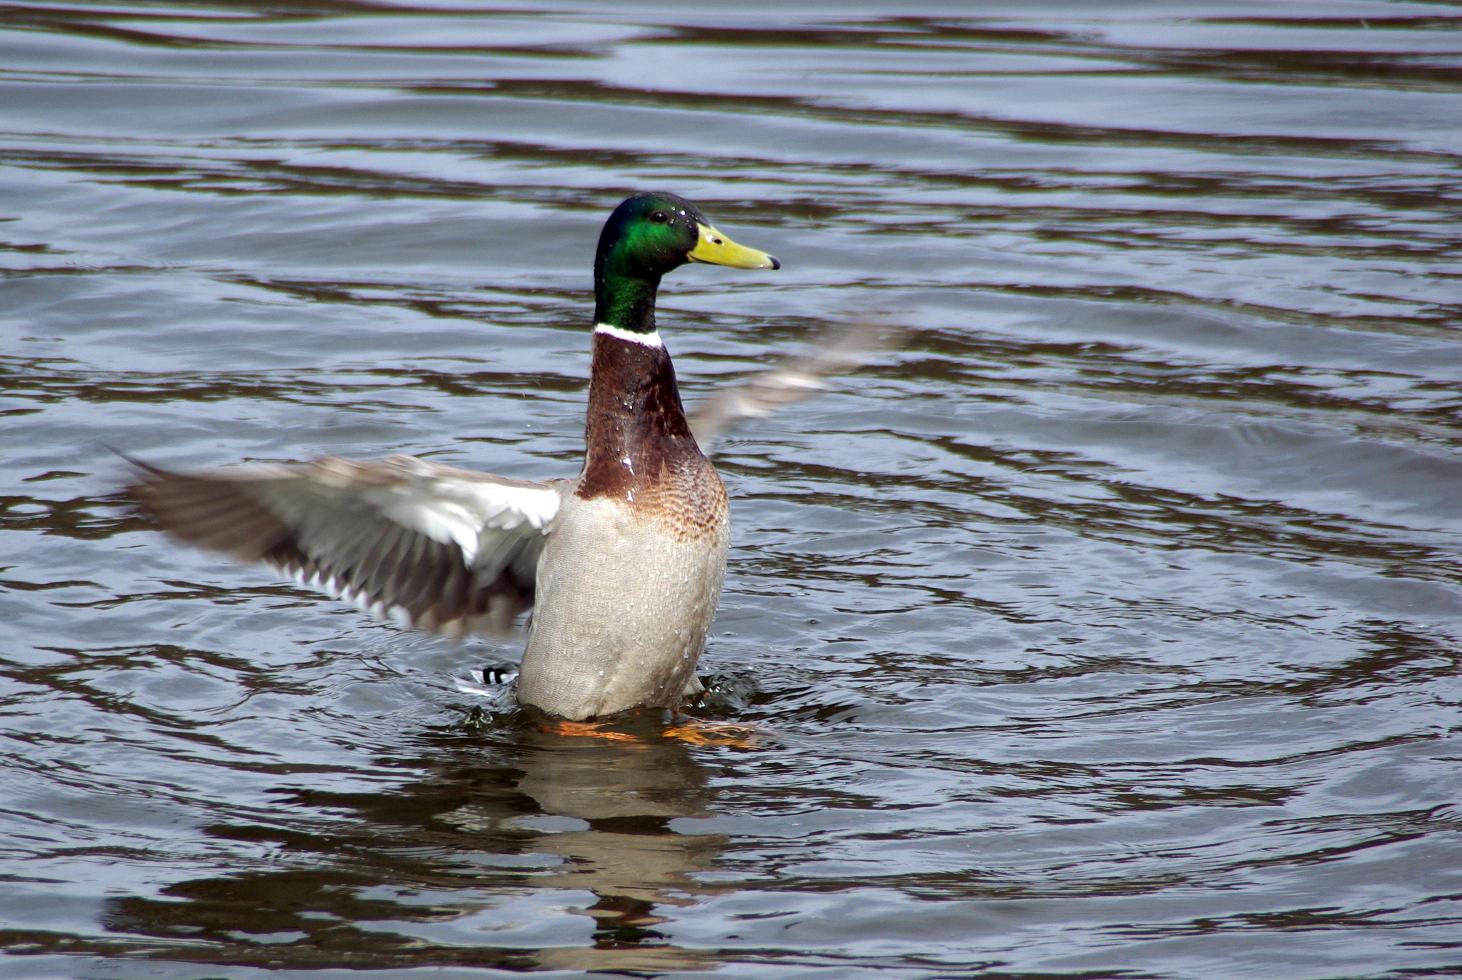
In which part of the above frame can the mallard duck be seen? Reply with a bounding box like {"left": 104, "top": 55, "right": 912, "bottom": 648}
{"left": 128, "top": 192, "right": 783, "bottom": 721}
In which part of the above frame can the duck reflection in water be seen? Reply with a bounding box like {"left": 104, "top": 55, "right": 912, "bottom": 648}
{"left": 99, "top": 723, "right": 729, "bottom": 972}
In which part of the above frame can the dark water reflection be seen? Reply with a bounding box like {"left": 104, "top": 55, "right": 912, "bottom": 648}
{"left": 3, "top": 0, "right": 1461, "bottom": 976}
{"left": 89, "top": 730, "right": 724, "bottom": 973}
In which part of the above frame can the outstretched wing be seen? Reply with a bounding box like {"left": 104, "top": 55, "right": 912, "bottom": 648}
{"left": 127, "top": 454, "right": 565, "bottom": 638}
{"left": 688, "top": 319, "right": 899, "bottom": 455}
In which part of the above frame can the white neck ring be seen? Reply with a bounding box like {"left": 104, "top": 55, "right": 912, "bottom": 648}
{"left": 594, "top": 322, "right": 664, "bottom": 348}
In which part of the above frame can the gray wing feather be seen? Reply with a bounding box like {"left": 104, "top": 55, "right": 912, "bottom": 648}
{"left": 127, "top": 454, "right": 565, "bottom": 638}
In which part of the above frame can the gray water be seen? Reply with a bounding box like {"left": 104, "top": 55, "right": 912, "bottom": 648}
{"left": 2, "top": 2, "right": 1460, "bottom": 977}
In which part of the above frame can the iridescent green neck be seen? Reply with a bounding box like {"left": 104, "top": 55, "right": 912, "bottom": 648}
{"left": 593, "top": 257, "right": 661, "bottom": 334}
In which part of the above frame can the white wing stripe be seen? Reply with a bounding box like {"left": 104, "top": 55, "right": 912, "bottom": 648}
{"left": 380, "top": 495, "right": 484, "bottom": 564}
{"left": 373, "top": 479, "right": 561, "bottom": 567}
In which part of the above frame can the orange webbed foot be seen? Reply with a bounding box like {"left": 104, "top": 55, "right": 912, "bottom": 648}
{"left": 537, "top": 719, "right": 640, "bottom": 742}
{"left": 662, "top": 720, "right": 759, "bottom": 749}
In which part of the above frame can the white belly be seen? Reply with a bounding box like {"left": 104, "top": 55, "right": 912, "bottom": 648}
{"left": 516, "top": 495, "right": 729, "bottom": 720}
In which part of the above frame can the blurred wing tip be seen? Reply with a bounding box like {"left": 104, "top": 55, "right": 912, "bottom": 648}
{"left": 690, "top": 316, "right": 909, "bottom": 451}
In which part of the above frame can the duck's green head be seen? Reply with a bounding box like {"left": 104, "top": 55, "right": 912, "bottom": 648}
{"left": 594, "top": 192, "right": 779, "bottom": 334}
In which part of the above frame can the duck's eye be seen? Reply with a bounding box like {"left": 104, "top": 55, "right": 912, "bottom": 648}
{"left": 650, "top": 210, "right": 668, "bottom": 224}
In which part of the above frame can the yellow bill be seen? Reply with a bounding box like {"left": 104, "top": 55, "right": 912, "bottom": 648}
{"left": 688, "top": 222, "right": 781, "bottom": 270}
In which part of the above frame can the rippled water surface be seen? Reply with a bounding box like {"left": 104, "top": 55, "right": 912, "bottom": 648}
{"left": 3, "top": 1, "right": 1461, "bottom": 976}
